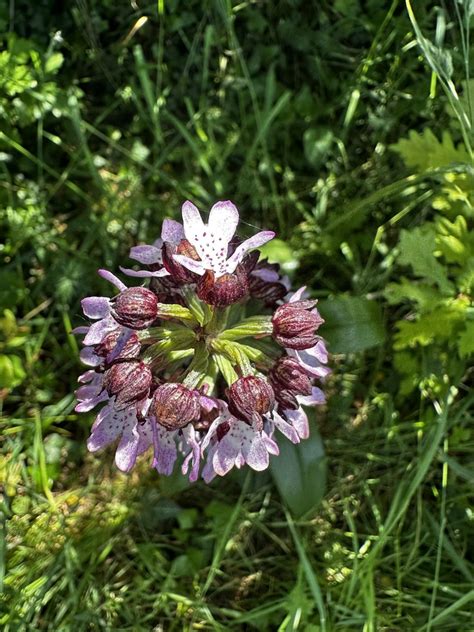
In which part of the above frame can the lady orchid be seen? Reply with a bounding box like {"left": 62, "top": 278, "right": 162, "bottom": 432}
{"left": 74, "top": 200, "right": 330, "bottom": 482}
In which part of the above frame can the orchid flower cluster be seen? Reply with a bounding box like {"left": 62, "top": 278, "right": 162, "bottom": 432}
{"left": 74, "top": 201, "right": 330, "bottom": 482}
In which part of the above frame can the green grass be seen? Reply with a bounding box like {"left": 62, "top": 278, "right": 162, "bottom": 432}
{"left": 1, "top": 1, "right": 474, "bottom": 630}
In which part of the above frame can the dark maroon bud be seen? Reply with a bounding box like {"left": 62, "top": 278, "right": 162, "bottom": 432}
{"left": 270, "top": 357, "right": 312, "bottom": 396}
{"left": 162, "top": 239, "right": 200, "bottom": 285}
{"left": 226, "top": 376, "right": 275, "bottom": 429}
{"left": 152, "top": 383, "right": 201, "bottom": 430}
{"left": 103, "top": 360, "right": 152, "bottom": 409}
{"left": 249, "top": 277, "right": 287, "bottom": 306}
{"left": 240, "top": 250, "right": 260, "bottom": 275}
{"left": 275, "top": 389, "right": 299, "bottom": 410}
{"left": 149, "top": 277, "right": 186, "bottom": 306}
{"left": 95, "top": 330, "right": 141, "bottom": 360}
{"left": 269, "top": 357, "right": 312, "bottom": 410}
{"left": 112, "top": 287, "right": 158, "bottom": 330}
{"left": 197, "top": 267, "right": 249, "bottom": 307}
{"left": 272, "top": 300, "right": 324, "bottom": 350}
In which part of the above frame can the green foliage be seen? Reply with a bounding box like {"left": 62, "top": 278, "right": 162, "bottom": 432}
{"left": 270, "top": 421, "right": 326, "bottom": 518}
{"left": 319, "top": 296, "right": 385, "bottom": 353}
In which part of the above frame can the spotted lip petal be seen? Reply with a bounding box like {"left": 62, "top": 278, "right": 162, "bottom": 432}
{"left": 202, "top": 415, "right": 279, "bottom": 482}
{"left": 177, "top": 200, "right": 274, "bottom": 279}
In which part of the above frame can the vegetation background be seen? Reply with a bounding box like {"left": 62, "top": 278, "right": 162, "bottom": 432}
{"left": 1, "top": 0, "right": 473, "bottom": 629}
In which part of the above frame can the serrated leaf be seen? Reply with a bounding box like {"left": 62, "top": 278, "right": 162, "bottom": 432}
{"left": 391, "top": 129, "right": 469, "bottom": 172}
{"left": 436, "top": 215, "right": 474, "bottom": 265}
{"left": 271, "top": 419, "right": 326, "bottom": 517}
{"left": 318, "top": 296, "right": 385, "bottom": 353}
{"left": 385, "top": 279, "right": 441, "bottom": 309}
{"left": 398, "top": 226, "right": 454, "bottom": 293}
{"left": 458, "top": 321, "right": 474, "bottom": 358}
{"left": 394, "top": 302, "right": 468, "bottom": 349}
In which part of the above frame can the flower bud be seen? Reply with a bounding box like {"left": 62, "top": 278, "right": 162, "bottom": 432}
{"left": 197, "top": 267, "right": 249, "bottom": 307}
{"left": 103, "top": 360, "right": 152, "bottom": 409}
{"left": 95, "top": 330, "right": 141, "bottom": 360}
{"left": 226, "top": 376, "right": 275, "bottom": 429}
{"left": 270, "top": 357, "right": 312, "bottom": 394}
{"left": 112, "top": 287, "right": 158, "bottom": 329}
{"left": 269, "top": 357, "right": 312, "bottom": 410}
{"left": 152, "top": 383, "right": 201, "bottom": 430}
{"left": 162, "top": 239, "right": 200, "bottom": 285}
{"left": 249, "top": 276, "right": 287, "bottom": 306}
{"left": 272, "top": 300, "right": 324, "bottom": 350}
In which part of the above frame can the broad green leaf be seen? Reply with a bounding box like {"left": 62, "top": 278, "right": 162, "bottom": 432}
{"left": 398, "top": 226, "right": 454, "bottom": 293}
{"left": 271, "top": 420, "right": 326, "bottom": 517}
{"left": 318, "top": 295, "right": 385, "bottom": 353}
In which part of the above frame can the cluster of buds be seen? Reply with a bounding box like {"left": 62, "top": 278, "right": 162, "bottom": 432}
{"left": 74, "top": 201, "right": 330, "bottom": 481}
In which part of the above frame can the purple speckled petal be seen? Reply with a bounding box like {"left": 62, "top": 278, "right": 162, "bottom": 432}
{"left": 172, "top": 254, "right": 206, "bottom": 276}
{"left": 81, "top": 296, "right": 110, "bottom": 319}
{"left": 252, "top": 268, "right": 280, "bottom": 283}
{"left": 119, "top": 266, "right": 169, "bottom": 278}
{"left": 241, "top": 430, "right": 272, "bottom": 471}
{"left": 83, "top": 316, "right": 117, "bottom": 346}
{"left": 272, "top": 410, "right": 300, "bottom": 443}
{"left": 75, "top": 391, "right": 108, "bottom": 413}
{"left": 298, "top": 386, "right": 326, "bottom": 406}
{"left": 72, "top": 326, "right": 90, "bottom": 335}
{"left": 289, "top": 286, "right": 308, "bottom": 303}
{"left": 264, "top": 433, "right": 279, "bottom": 455}
{"left": 288, "top": 342, "right": 331, "bottom": 379}
{"left": 202, "top": 447, "right": 218, "bottom": 483}
{"left": 225, "top": 231, "right": 275, "bottom": 274}
{"left": 80, "top": 346, "right": 101, "bottom": 367}
{"left": 136, "top": 420, "right": 153, "bottom": 456}
{"left": 212, "top": 435, "right": 239, "bottom": 476}
{"left": 161, "top": 218, "right": 185, "bottom": 244}
{"left": 115, "top": 422, "right": 141, "bottom": 472}
{"left": 208, "top": 201, "right": 239, "bottom": 244}
{"left": 151, "top": 416, "right": 178, "bottom": 475}
{"left": 181, "top": 425, "right": 201, "bottom": 482}
{"left": 87, "top": 405, "right": 135, "bottom": 452}
{"left": 105, "top": 328, "right": 133, "bottom": 364}
{"left": 181, "top": 200, "right": 204, "bottom": 238}
{"left": 284, "top": 407, "right": 309, "bottom": 439}
{"left": 75, "top": 382, "right": 101, "bottom": 402}
{"left": 129, "top": 244, "right": 163, "bottom": 265}
{"left": 98, "top": 269, "right": 127, "bottom": 291}
{"left": 78, "top": 369, "right": 96, "bottom": 384}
